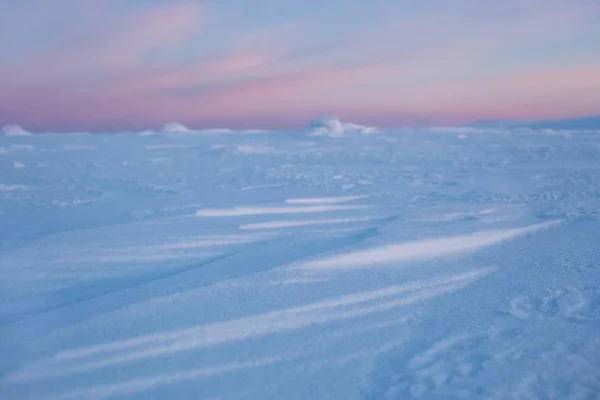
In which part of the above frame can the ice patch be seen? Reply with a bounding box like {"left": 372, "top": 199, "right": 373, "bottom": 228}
{"left": 299, "top": 221, "right": 561, "bottom": 270}
{"left": 13, "top": 161, "right": 25, "bottom": 169}
{"left": 196, "top": 204, "right": 369, "bottom": 217}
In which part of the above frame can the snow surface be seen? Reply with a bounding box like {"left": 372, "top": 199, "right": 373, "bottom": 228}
{"left": 1, "top": 126, "right": 600, "bottom": 399}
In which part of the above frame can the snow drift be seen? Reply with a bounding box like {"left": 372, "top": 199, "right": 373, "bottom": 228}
{"left": 162, "top": 122, "right": 195, "bottom": 134}
{"left": 1, "top": 125, "right": 32, "bottom": 136}
{"left": 308, "top": 117, "right": 378, "bottom": 137}
{"left": 148, "top": 122, "right": 264, "bottom": 136}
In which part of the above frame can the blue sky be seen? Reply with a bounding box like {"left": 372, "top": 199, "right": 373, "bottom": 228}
{"left": 1, "top": 0, "right": 599, "bottom": 131}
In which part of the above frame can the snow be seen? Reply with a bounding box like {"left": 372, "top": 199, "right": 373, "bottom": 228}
{"left": 284, "top": 195, "right": 369, "bottom": 204}
{"left": 195, "top": 204, "right": 369, "bottom": 217}
{"left": 0, "top": 184, "right": 29, "bottom": 191}
{"left": 162, "top": 122, "right": 194, "bottom": 134}
{"left": 159, "top": 122, "right": 266, "bottom": 136}
{"left": 1, "top": 125, "right": 600, "bottom": 399}
{"left": 297, "top": 221, "right": 560, "bottom": 270}
{"left": 240, "top": 216, "right": 375, "bottom": 230}
{"left": 1, "top": 124, "right": 32, "bottom": 136}
{"left": 309, "top": 116, "right": 379, "bottom": 137}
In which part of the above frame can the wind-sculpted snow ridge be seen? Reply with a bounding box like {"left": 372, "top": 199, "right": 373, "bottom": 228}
{"left": 6, "top": 268, "right": 494, "bottom": 384}
{"left": 298, "top": 221, "right": 561, "bottom": 270}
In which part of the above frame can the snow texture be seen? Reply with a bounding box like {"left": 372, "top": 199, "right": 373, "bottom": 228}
{"left": 1, "top": 124, "right": 600, "bottom": 400}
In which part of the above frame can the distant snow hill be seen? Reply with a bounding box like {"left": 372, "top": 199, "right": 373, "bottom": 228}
{"left": 308, "top": 116, "right": 378, "bottom": 137}
{"left": 1, "top": 124, "right": 32, "bottom": 136}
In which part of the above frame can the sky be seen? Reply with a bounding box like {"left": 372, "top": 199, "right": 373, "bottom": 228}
{"left": 1, "top": 0, "right": 600, "bottom": 131}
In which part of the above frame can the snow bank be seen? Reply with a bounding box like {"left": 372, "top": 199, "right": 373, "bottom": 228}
{"left": 162, "top": 122, "right": 194, "bottom": 134}
{"left": 162, "top": 123, "right": 231, "bottom": 134}
{"left": 308, "top": 117, "right": 378, "bottom": 137}
{"left": 1, "top": 124, "right": 32, "bottom": 136}
{"left": 150, "top": 123, "right": 266, "bottom": 136}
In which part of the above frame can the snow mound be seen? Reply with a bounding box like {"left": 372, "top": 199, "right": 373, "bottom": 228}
{"left": 1, "top": 124, "right": 32, "bottom": 136}
{"left": 162, "top": 122, "right": 194, "bottom": 134}
{"left": 156, "top": 123, "right": 265, "bottom": 136}
{"left": 308, "top": 117, "right": 378, "bottom": 137}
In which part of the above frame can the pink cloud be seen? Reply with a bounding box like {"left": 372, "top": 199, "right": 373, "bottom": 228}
{"left": 2, "top": 0, "right": 600, "bottom": 130}
{"left": 349, "top": 64, "right": 600, "bottom": 123}
{"left": 7, "top": 1, "right": 202, "bottom": 80}
{"left": 4, "top": 59, "right": 599, "bottom": 131}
